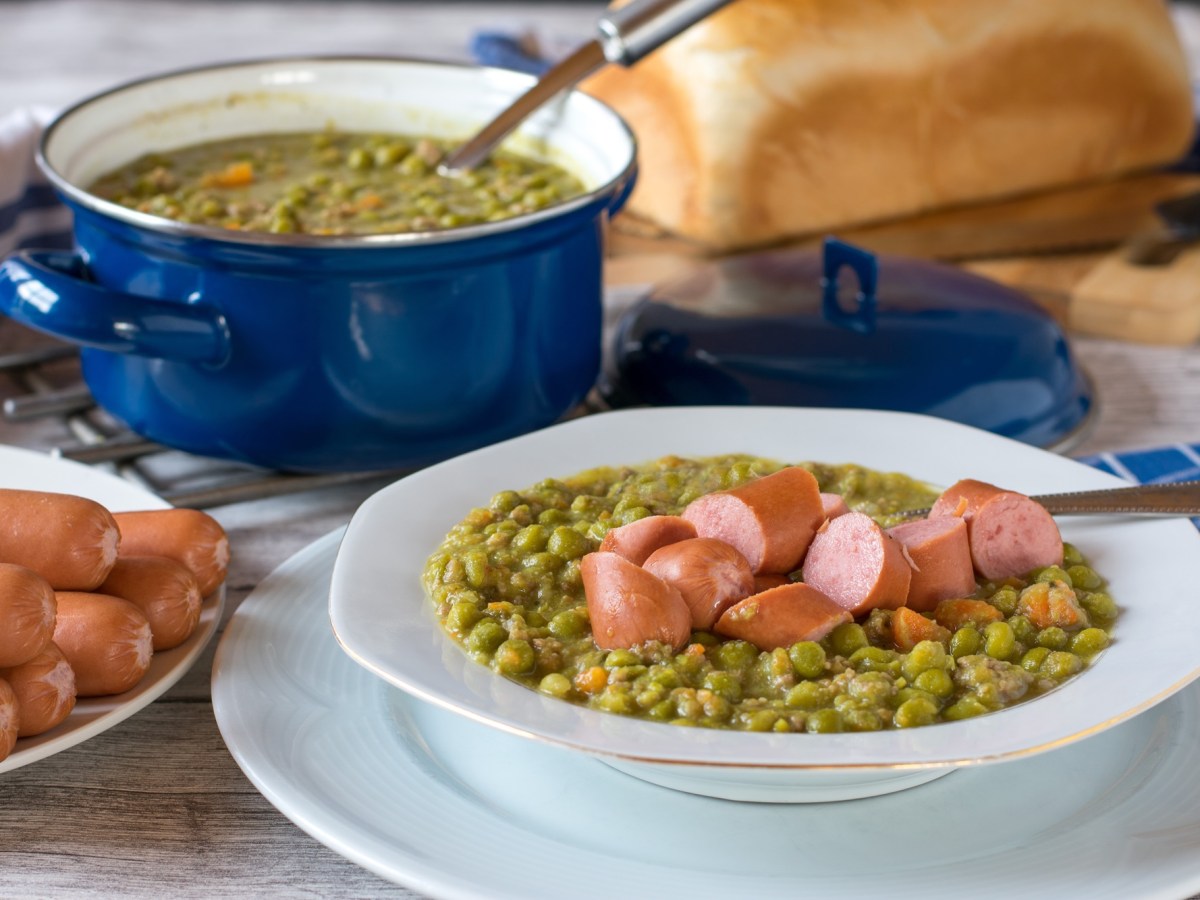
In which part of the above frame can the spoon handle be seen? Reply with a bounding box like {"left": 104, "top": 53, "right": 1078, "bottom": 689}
{"left": 1030, "top": 481, "right": 1200, "bottom": 516}
{"left": 441, "top": 0, "right": 736, "bottom": 175}
{"left": 600, "top": 0, "right": 736, "bottom": 65}
{"left": 899, "top": 480, "right": 1200, "bottom": 519}
{"left": 440, "top": 41, "right": 607, "bottom": 176}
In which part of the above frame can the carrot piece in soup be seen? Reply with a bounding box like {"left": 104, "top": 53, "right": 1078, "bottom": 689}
{"left": 1017, "top": 581, "right": 1090, "bottom": 630}
{"left": 892, "top": 606, "right": 952, "bottom": 652}
{"left": 204, "top": 161, "right": 255, "bottom": 189}
{"left": 933, "top": 598, "right": 1004, "bottom": 631}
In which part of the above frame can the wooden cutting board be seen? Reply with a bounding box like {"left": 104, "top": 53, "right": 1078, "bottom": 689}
{"left": 965, "top": 245, "right": 1200, "bottom": 345}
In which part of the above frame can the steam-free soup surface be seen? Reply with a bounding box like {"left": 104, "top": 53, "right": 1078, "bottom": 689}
{"left": 89, "top": 131, "right": 586, "bottom": 235}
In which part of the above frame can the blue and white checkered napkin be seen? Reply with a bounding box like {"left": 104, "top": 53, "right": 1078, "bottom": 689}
{"left": 1078, "top": 442, "right": 1200, "bottom": 484}
{"left": 0, "top": 106, "right": 72, "bottom": 258}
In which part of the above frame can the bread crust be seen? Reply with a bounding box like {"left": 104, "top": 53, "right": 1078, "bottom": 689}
{"left": 584, "top": 0, "right": 1195, "bottom": 250}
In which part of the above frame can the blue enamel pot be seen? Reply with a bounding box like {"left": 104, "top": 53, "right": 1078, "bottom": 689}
{"left": 0, "top": 58, "right": 637, "bottom": 472}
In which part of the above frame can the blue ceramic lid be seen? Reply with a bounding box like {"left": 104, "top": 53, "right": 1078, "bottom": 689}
{"left": 600, "top": 238, "right": 1095, "bottom": 450}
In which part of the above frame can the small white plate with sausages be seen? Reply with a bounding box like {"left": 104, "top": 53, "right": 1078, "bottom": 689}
{"left": 0, "top": 444, "right": 223, "bottom": 775}
{"left": 329, "top": 407, "right": 1200, "bottom": 802}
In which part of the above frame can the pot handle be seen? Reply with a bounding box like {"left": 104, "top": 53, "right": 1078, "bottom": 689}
{"left": 0, "top": 249, "right": 231, "bottom": 365}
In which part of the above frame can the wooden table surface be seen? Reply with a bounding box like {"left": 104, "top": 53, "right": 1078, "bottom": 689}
{"left": 2, "top": 2, "right": 1200, "bottom": 897}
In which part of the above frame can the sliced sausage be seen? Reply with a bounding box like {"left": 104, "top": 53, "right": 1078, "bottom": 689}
{"left": 886, "top": 517, "right": 976, "bottom": 612}
{"left": 113, "top": 509, "right": 230, "bottom": 596}
{"left": 820, "top": 493, "right": 850, "bottom": 519}
{"left": 753, "top": 573, "right": 791, "bottom": 593}
{"left": 682, "top": 466, "right": 824, "bottom": 574}
{"left": 714, "top": 582, "right": 851, "bottom": 651}
{"left": 801, "top": 511, "right": 912, "bottom": 616}
{"left": 53, "top": 592, "right": 153, "bottom": 697}
{"left": 99, "top": 556, "right": 203, "bottom": 651}
{"left": 581, "top": 551, "right": 692, "bottom": 652}
{"left": 0, "top": 489, "right": 120, "bottom": 591}
{"left": 643, "top": 537, "right": 755, "bottom": 631}
{"left": 928, "top": 479, "right": 1063, "bottom": 580}
{"left": 0, "top": 563, "right": 57, "bottom": 668}
{"left": 0, "top": 678, "right": 17, "bottom": 763}
{"left": 0, "top": 642, "right": 76, "bottom": 737}
{"left": 597, "top": 515, "right": 697, "bottom": 566}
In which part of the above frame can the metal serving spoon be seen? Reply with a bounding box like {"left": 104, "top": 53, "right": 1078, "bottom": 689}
{"left": 439, "top": 0, "right": 736, "bottom": 175}
{"left": 897, "top": 480, "right": 1200, "bottom": 519}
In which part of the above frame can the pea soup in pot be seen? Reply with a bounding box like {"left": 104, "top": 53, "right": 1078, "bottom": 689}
{"left": 88, "top": 130, "right": 586, "bottom": 235}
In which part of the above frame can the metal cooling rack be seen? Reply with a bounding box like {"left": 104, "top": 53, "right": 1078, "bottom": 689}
{"left": 0, "top": 341, "right": 608, "bottom": 508}
{"left": 0, "top": 343, "right": 403, "bottom": 508}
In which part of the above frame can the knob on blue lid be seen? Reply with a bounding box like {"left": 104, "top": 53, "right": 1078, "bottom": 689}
{"left": 600, "top": 238, "right": 1095, "bottom": 450}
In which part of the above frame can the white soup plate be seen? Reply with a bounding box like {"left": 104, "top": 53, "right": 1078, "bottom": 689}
{"left": 328, "top": 407, "right": 1200, "bottom": 802}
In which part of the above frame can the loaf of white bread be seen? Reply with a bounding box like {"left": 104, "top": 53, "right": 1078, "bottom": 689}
{"left": 583, "top": 0, "right": 1195, "bottom": 250}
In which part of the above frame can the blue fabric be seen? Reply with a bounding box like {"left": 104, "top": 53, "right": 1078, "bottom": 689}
{"left": 0, "top": 108, "right": 74, "bottom": 256}
{"left": 470, "top": 32, "right": 553, "bottom": 75}
{"left": 0, "top": 184, "right": 60, "bottom": 232}
{"left": 1076, "top": 442, "right": 1200, "bottom": 484}
{"left": 0, "top": 179, "right": 72, "bottom": 253}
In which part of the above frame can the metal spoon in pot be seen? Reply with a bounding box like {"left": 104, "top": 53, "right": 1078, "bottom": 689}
{"left": 439, "top": 0, "right": 736, "bottom": 176}
{"left": 895, "top": 480, "right": 1200, "bottom": 520}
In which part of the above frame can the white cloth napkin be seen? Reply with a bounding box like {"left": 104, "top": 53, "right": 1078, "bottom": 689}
{"left": 0, "top": 106, "right": 72, "bottom": 258}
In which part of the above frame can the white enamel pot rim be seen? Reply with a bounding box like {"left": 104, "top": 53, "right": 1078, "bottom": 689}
{"left": 37, "top": 54, "right": 639, "bottom": 249}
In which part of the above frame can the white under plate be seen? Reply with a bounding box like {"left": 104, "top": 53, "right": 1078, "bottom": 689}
{"left": 215, "top": 529, "right": 1200, "bottom": 899}
{"left": 328, "top": 407, "right": 1200, "bottom": 799}
{"left": 0, "top": 444, "right": 223, "bottom": 775}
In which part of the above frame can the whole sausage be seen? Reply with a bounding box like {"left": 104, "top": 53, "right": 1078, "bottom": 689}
{"left": 598, "top": 515, "right": 697, "bottom": 566}
{"left": 683, "top": 466, "right": 825, "bottom": 574}
{"left": 643, "top": 537, "right": 755, "bottom": 631}
{"left": 0, "top": 678, "right": 18, "bottom": 763}
{"left": 714, "top": 583, "right": 851, "bottom": 651}
{"left": 113, "top": 509, "right": 230, "bottom": 596}
{"left": 581, "top": 551, "right": 692, "bottom": 652}
{"left": 801, "top": 511, "right": 912, "bottom": 616}
{"left": 0, "top": 563, "right": 57, "bottom": 668}
{"left": 928, "top": 479, "right": 1063, "bottom": 580}
{"left": 0, "top": 489, "right": 120, "bottom": 590}
{"left": 53, "top": 592, "right": 153, "bottom": 697}
{"left": 885, "top": 516, "right": 976, "bottom": 612}
{"left": 99, "top": 556, "right": 203, "bottom": 651}
{"left": 0, "top": 642, "right": 76, "bottom": 737}
{"left": 820, "top": 493, "right": 850, "bottom": 520}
